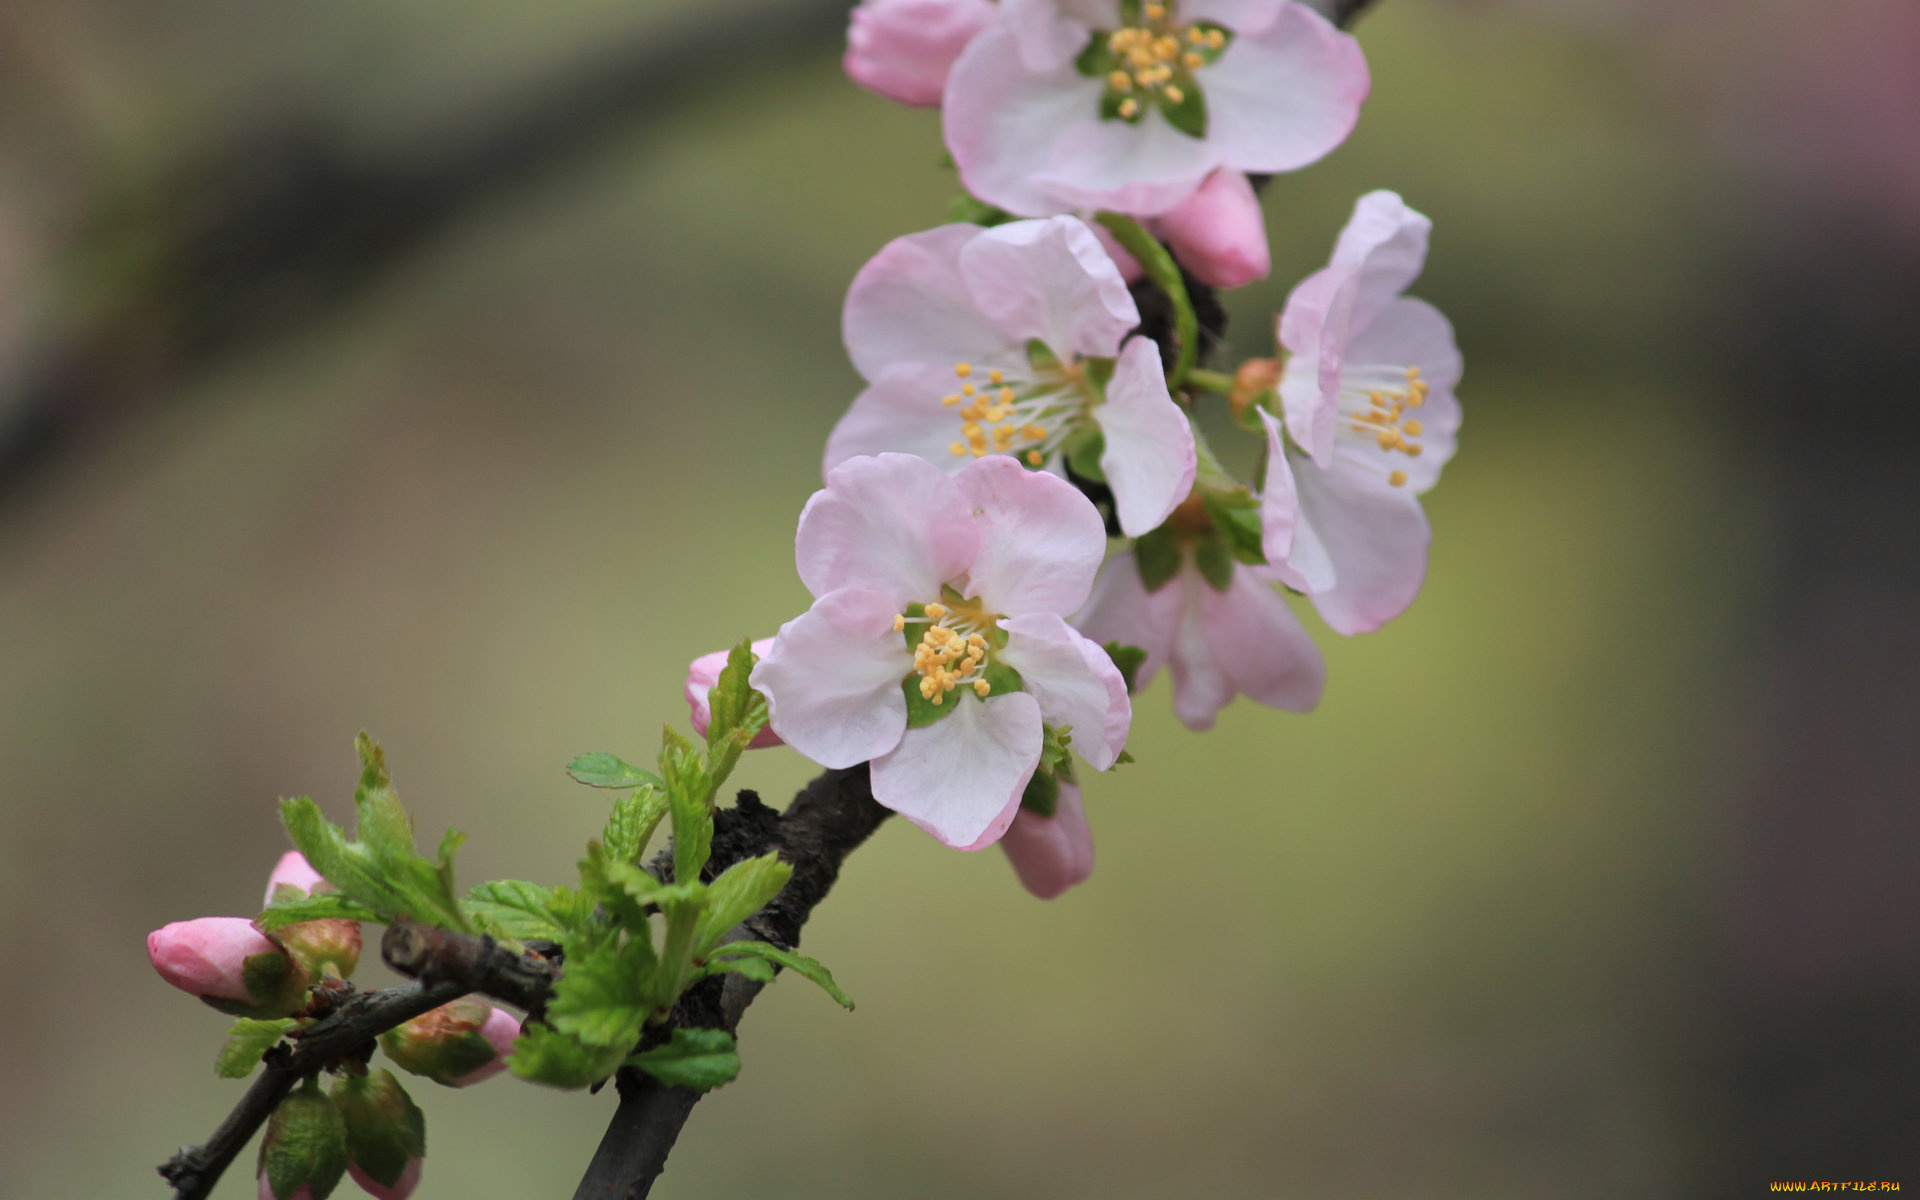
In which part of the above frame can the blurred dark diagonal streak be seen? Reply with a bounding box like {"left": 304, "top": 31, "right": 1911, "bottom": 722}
{"left": 0, "top": 0, "right": 847, "bottom": 510}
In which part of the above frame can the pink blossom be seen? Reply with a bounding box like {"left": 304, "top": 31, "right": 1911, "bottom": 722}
{"left": 686, "top": 637, "right": 782, "bottom": 748}
{"left": 1265, "top": 191, "right": 1461, "bottom": 635}
{"left": 999, "top": 782, "right": 1095, "bottom": 898}
{"left": 448, "top": 1006, "right": 522, "bottom": 1087}
{"left": 1155, "top": 168, "right": 1270, "bottom": 288}
{"left": 264, "top": 851, "right": 325, "bottom": 905}
{"left": 1074, "top": 548, "right": 1324, "bottom": 731}
{"left": 945, "top": 0, "right": 1369, "bottom": 217}
{"left": 380, "top": 999, "right": 518, "bottom": 1087}
{"left": 751, "top": 453, "right": 1131, "bottom": 849}
{"left": 347, "top": 1159, "right": 422, "bottom": 1200}
{"left": 148, "top": 917, "right": 309, "bottom": 1015}
{"left": 845, "top": 0, "right": 997, "bottom": 106}
{"left": 826, "top": 217, "right": 1195, "bottom": 537}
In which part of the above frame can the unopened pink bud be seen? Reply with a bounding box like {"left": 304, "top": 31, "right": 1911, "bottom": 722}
{"left": 264, "top": 851, "right": 326, "bottom": 906}
{"left": 149, "top": 917, "right": 310, "bottom": 1015}
{"left": 380, "top": 999, "right": 519, "bottom": 1087}
{"left": 844, "top": 0, "right": 994, "bottom": 107}
{"left": 1156, "top": 169, "right": 1271, "bottom": 289}
{"left": 449, "top": 1006, "right": 523, "bottom": 1087}
{"left": 999, "top": 783, "right": 1095, "bottom": 899}
{"left": 348, "top": 1158, "right": 423, "bottom": 1200}
{"left": 686, "top": 638, "right": 781, "bottom": 749}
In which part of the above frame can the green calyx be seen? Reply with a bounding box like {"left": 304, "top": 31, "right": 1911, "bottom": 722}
{"left": 897, "top": 593, "right": 1023, "bottom": 729}
{"left": 333, "top": 1070, "right": 426, "bottom": 1189}
{"left": 259, "top": 1080, "right": 349, "bottom": 1200}
{"left": 1076, "top": 5, "right": 1233, "bottom": 139}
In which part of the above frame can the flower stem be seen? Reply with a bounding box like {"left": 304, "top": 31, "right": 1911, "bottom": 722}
{"left": 1184, "top": 367, "right": 1235, "bottom": 394}
{"left": 1094, "top": 212, "right": 1199, "bottom": 392}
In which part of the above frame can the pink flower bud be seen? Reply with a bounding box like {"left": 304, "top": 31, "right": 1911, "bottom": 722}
{"left": 148, "top": 917, "right": 311, "bottom": 1016}
{"left": 264, "top": 851, "right": 325, "bottom": 906}
{"left": 380, "top": 999, "right": 520, "bottom": 1087}
{"left": 686, "top": 638, "right": 781, "bottom": 749}
{"left": 348, "top": 1158, "right": 422, "bottom": 1200}
{"left": 844, "top": 0, "right": 994, "bottom": 107}
{"left": 258, "top": 1182, "right": 315, "bottom": 1200}
{"left": 1155, "top": 170, "right": 1271, "bottom": 290}
{"left": 998, "top": 783, "right": 1095, "bottom": 899}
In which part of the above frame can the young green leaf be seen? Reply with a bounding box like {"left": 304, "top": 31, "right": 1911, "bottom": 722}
{"left": 704, "top": 640, "right": 766, "bottom": 753}
{"left": 566, "top": 753, "right": 664, "bottom": 791}
{"left": 463, "top": 880, "right": 580, "bottom": 943}
{"left": 604, "top": 786, "right": 669, "bottom": 865}
{"left": 254, "top": 892, "right": 378, "bottom": 934}
{"left": 697, "top": 955, "right": 776, "bottom": 985}
{"left": 709, "top": 941, "right": 854, "bottom": 1010}
{"left": 544, "top": 935, "right": 662, "bottom": 1049}
{"left": 693, "top": 853, "right": 792, "bottom": 956}
{"left": 626, "top": 1027, "right": 741, "bottom": 1092}
{"left": 508, "top": 1024, "right": 627, "bottom": 1090}
{"left": 215, "top": 1017, "right": 300, "bottom": 1078}
{"left": 659, "top": 727, "right": 714, "bottom": 885}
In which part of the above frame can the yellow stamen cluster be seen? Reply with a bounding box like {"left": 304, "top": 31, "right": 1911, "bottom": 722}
{"left": 1346, "top": 366, "right": 1430, "bottom": 486}
{"left": 943, "top": 362, "right": 1055, "bottom": 466}
{"left": 899, "top": 600, "right": 995, "bottom": 705}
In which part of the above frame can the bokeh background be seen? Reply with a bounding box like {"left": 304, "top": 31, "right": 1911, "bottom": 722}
{"left": 2, "top": 0, "right": 1915, "bottom": 1196}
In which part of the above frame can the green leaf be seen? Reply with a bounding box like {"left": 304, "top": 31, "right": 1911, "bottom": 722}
{"left": 709, "top": 941, "right": 854, "bottom": 1010}
{"left": 659, "top": 727, "right": 715, "bottom": 885}
{"left": 626, "top": 1027, "right": 741, "bottom": 1092}
{"left": 1194, "top": 534, "right": 1234, "bottom": 592}
{"left": 704, "top": 640, "right": 766, "bottom": 755}
{"left": 1102, "top": 641, "right": 1148, "bottom": 695}
{"left": 463, "top": 879, "right": 580, "bottom": 943}
{"left": 565, "top": 752, "right": 664, "bottom": 791}
{"left": 254, "top": 892, "right": 378, "bottom": 933}
{"left": 508, "top": 1024, "right": 627, "bottom": 1090}
{"left": 604, "top": 785, "right": 669, "bottom": 865}
{"left": 1134, "top": 526, "right": 1183, "bottom": 593}
{"left": 1200, "top": 488, "right": 1267, "bottom": 566}
{"left": 699, "top": 955, "right": 775, "bottom": 985}
{"left": 545, "top": 934, "right": 662, "bottom": 1049}
{"left": 216, "top": 1017, "right": 299, "bottom": 1078}
{"left": 597, "top": 855, "right": 703, "bottom": 918}
{"left": 693, "top": 853, "right": 792, "bottom": 956}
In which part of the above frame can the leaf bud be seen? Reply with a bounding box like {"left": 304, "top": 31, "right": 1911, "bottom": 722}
{"left": 379, "top": 999, "right": 521, "bottom": 1087}
{"left": 257, "top": 1081, "right": 349, "bottom": 1200}
{"left": 332, "top": 1069, "right": 426, "bottom": 1200}
{"left": 148, "top": 917, "right": 311, "bottom": 1017}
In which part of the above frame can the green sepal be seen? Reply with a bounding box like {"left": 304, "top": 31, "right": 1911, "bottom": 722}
{"left": 1200, "top": 487, "right": 1267, "bottom": 566}
{"left": 626, "top": 1027, "right": 741, "bottom": 1092}
{"left": 1102, "top": 641, "right": 1148, "bottom": 694}
{"left": 693, "top": 853, "right": 792, "bottom": 957}
{"left": 1026, "top": 339, "right": 1061, "bottom": 372}
{"left": 332, "top": 1070, "right": 425, "bottom": 1189}
{"left": 508, "top": 1024, "right": 627, "bottom": 1090}
{"left": 709, "top": 941, "right": 855, "bottom": 1010}
{"left": 1156, "top": 73, "right": 1209, "bottom": 138}
{"left": 1194, "top": 534, "right": 1235, "bottom": 592}
{"left": 948, "top": 193, "right": 1010, "bottom": 225}
{"left": 215, "top": 1017, "right": 299, "bottom": 1079}
{"left": 238, "top": 946, "right": 309, "bottom": 1016}
{"left": 1061, "top": 424, "right": 1107, "bottom": 483}
{"left": 1074, "top": 34, "right": 1118, "bottom": 78}
{"left": 1020, "top": 769, "right": 1060, "bottom": 818}
{"left": 380, "top": 999, "right": 502, "bottom": 1086}
{"left": 565, "top": 753, "right": 663, "bottom": 791}
{"left": 1134, "top": 526, "right": 1183, "bottom": 592}
{"left": 255, "top": 892, "right": 377, "bottom": 934}
{"left": 259, "top": 1083, "right": 348, "bottom": 1200}
{"left": 902, "top": 675, "right": 962, "bottom": 729}
{"left": 604, "top": 786, "right": 669, "bottom": 866}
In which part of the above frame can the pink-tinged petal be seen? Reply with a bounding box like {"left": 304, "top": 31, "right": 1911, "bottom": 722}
{"left": 1157, "top": 169, "right": 1271, "bottom": 288}
{"left": 1276, "top": 264, "right": 1359, "bottom": 466}
{"left": 148, "top": 917, "right": 288, "bottom": 1005}
{"left": 1071, "top": 549, "right": 1182, "bottom": 691}
{"left": 1256, "top": 406, "right": 1300, "bottom": 565}
{"left": 1001, "top": 0, "right": 1106, "bottom": 71}
{"left": 1337, "top": 296, "right": 1461, "bottom": 493}
{"left": 264, "top": 851, "right": 324, "bottom": 906}
{"left": 1291, "top": 454, "right": 1432, "bottom": 635}
{"left": 954, "top": 455, "right": 1109, "bottom": 616}
{"left": 999, "top": 612, "right": 1132, "bottom": 769}
{"left": 796, "top": 454, "right": 977, "bottom": 602}
{"left": 959, "top": 216, "right": 1140, "bottom": 359}
{"left": 260, "top": 1179, "right": 316, "bottom": 1200}
{"left": 999, "top": 782, "right": 1095, "bottom": 899}
{"left": 1095, "top": 337, "right": 1196, "bottom": 536}
{"left": 1090, "top": 219, "right": 1146, "bottom": 284}
{"left": 686, "top": 638, "right": 781, "bottom": 749}
{"left": 873, "top": 691, "right": 1042, "bottom": 849}
{"left": 1270, "top": 444, "right": 1336, "bottom": 595}
{"left": 1327, "top": 190, "right": 1431, "bottom": 337}
{"left": 447, "top": 1006, "right": 523, "bottom": 1086}
{"left": 1201, "top": 3, "right": 1369, "bottom": 175}
{"left": 844, "top": 0, "right": 996, "bottom": 108}
{"left": 1193, "top": 565, "right": 1326, "bottom": 717}
{"left": 1182, "top": 0, "right": 1284, "bottom": 36}
{"left": 347, "top": 1158, "right": 423, "bottom": 1200}
{"left": 824, "top": 363, "right": 980, "bottom": 474}
{"left": 946, "top": 29, "right": 1108, "bottom": 217}
{"left": 751, "top": 588, "right": 912, "bottom": 769}
{"left": 843, "top": 224, "right": 1024, "bottom": 381}
{"left": 1033, "top": 105, "right": 1222, "bottom": 217}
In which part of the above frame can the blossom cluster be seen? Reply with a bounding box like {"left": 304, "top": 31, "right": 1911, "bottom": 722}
{"left": 690, "top": 0, "right": 1463, "bottom": 898}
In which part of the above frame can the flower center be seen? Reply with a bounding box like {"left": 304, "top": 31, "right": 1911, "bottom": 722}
{"left": 892, "top": 597, "right": 1001, "bottom": 705}
{"left": 1338, "top": 364, "right": 1428, "bottom": 487}
{"left": 941, "top": 359, "right": 1089, "bottom": 468}
{"left": 1078, "top": 1, "right": 1233, "bottom": 136}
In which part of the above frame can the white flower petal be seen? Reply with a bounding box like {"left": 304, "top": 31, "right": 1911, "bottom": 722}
{"left": 1034, "top": 104, "right": 1221, "bottom": 217}
{"left": 843, "top": 223, "right": 1025, "bottom": 381}
{"left": 1277, "top": 265, "right": 1361, "bottom": 466}
{"left": 1256, "top": 405, "right": 1300, "bottom": 564}
{"left": 1291, "top": 450, "right": 1432, "bottom": 635}
{"left": 824, "top": 363, "right": 980, "bottom": 475}
{"left": 954, "top": 455, "right": 1109, "bottom": 615}
{"left": 946, "top": 28, "right": 1107, "bottom": 217}
{"left": 1002, "top": 0, "right": 1103, "bottom": 70}
{"left": 1096, "top": 337, "right": 1197, "bottom": 536}
{"left": 797, "top": 453, "right": 978, "bottom": 602}
{"left": 1328, "top": 190, "right": 1431, "bottom": 338}
{"left": 1000, "top": 612, "right": 1132, "bottom": 770}
{"left": 1201, "top": 2, "right": 1369, "bottom": 175}
{"left": 751, "top": 589, "right": 911, "bottom": 768}
{"left": 1337, "top": 296, "right": 1461, "bottom": 493}
{"left": 959, "top": 216, "right": 1140, "bottom": 359}
{"left": 1071, "top": 549, "right": 1181, "bottom": 692}
{"left": 999, "top": 781, "right": 1094, "bottom": 899}
{"left": 1194, "top": 565, "right": 1326, "bottom": 716}
{"left": 871, "top": 691, "right": 1043, "bottom": 848}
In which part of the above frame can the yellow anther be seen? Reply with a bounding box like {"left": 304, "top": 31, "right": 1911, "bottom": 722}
{"left": 1188, "top": 26, "right": 1206, "bottom": 42}
{"left": 1183, "top": 52, "right": 1204, "bottom": 68}
{"left": 1404, "top": 419, "right": 1424, "bottom": 436}
{"left": 1164, "top": 84, "right": 1185, "bottom": 104}
{"left": 1206, "top": 29, "right": 1225, "bottom": 48}
{"left": 942, "top": 394, "right": 962, "bottom": 406}
{"left": 1406, "top": 445, "right": 1424, "bottom": 457}
{"left": 925, "top": 602, "right": 947, "bottom": 618}
{"left": 1119, "top": 98, "right": 1140, "bottom": 118}
{"left": 1022, "top": 424, "right": 1049, "bottom": 441}
{"left": 973, "top": 679, "right": 991, "bottom": 698}
{"left": 1407, "top": 366, "right": 1422, "bottom": 378}
{"left": 949, "top": 442, "right": 967, "bottom": 457}
{"left": 1026, "top": 450, "right": 1044, "bottom": 466}
{"left": 1145, "top": 3, "right": 1166, "bottom": 18}
{"left": 893, "top": 613, "right": 906, "bottom": 632}
{"left": 988, "top": 369, "right": 1004, "bottom": 384}
{"left": 1389, "top": 470, "right": 1408, "bottom": 488}
{"left": 1409, "top": 392, "right": 1426, "bottom": 408}
{"left": 955, "top": 363, "right": 972, "bottom": 378}
{"left": 1156, "top": 35, "right": 1180, "bottom": 57}
{"left": 970, "top": 445, "right": 988, "bottom": 457}
{"left": 998, "top": 387, "right": 1014, "bottom": 404}
{"left": 1109, "top": 70, "right": 1132, "bottom": 91}
{"left": 961, "top": 383, "right": 975, "bottom": 396}
{"left": 1377, "top": 432, "right": 1397, "bottom": 450}
{"left": 961, "top": 421, "right": 981, "bottom": 438}
{"left": 968, "top": 632, "right": 986, "bottom": 649}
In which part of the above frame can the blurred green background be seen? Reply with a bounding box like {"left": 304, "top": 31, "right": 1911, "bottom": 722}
{"left": 3, "top": 1, "right": 1915, "bottom": 1196}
